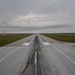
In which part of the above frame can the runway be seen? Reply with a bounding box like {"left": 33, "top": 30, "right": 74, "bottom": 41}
{"left": 0, "top": 34, "right": 75, "bottom": 75}
{"left": 0, "top": 35, "right": 35, "bottom": 75}
{"left": 39, "top": 35, "right": 75, "bottom": 75}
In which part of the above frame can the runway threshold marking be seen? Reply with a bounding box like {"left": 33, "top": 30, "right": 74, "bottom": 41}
{"left": 43, "top": 42, "right": 50, "bottom": 45}
{"left": 52, "top": 44, "right": 75, "bottom": 65}
{"left": 22, "top": 42, "right": 30, "bottom": 46}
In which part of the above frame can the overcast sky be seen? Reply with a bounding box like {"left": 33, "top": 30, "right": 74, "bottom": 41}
{"left": 0, "top": 0, "right": 75, "bottom": 33}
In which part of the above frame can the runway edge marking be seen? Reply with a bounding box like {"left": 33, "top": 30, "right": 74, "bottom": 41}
{"left": 0, "top": 46, "right": 21, "bottom": 63}
{"left": 0, "top": 36, "right": 32, "bottom": 63}
{"left": 52, "top": 44, "right": 75, "bottom": 65}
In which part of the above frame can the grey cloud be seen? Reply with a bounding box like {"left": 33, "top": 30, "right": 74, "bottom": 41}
{"left": 0, "top": 0, "right": 75, "bottom": 16}
{"left": 0, "top": 0, "right": 75, "bottom": 33}
{"left": 0, "top": 24, "right": 74, "bottom": 33}
{"left": 0, "top": 24, "right": 70, "bottom": 30}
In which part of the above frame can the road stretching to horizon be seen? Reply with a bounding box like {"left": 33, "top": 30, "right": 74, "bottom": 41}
{"left": 0, "top": 34, "right": 75, "bottom": 75}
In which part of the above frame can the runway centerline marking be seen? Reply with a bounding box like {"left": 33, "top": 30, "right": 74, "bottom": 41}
{"left": 52, "top": 44, "right": 75, "bottom": 65}
{"left": 35, "top": 52, "right": 37, "bottom": 64}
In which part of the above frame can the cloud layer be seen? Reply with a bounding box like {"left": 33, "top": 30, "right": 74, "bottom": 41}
{"left": 0, "top": 0, "right": 75, "bottom": 33}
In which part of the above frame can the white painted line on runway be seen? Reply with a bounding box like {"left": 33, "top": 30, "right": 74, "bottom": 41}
{"left": 0, "top": 36, "right": 32, "bottom": 63}
{"left": 34, "top": 52, "right": 37, "bottom": 75}
{"left": 43, "top": 42, "right": 50, "bottom": 45}
{"left": 22, "top": 42, "right": 30, "bottom": 46}
{"left": 0, "top": 40, "right": 30, "bottom": 63}
{"left": 52, "top": 44, "right": 75, "bottom": 65}
{"left": 35, "top": 52, "right": 37, "bottom": 64}
{"left": 0, "top": 46, "right": 21, "bottom": 63}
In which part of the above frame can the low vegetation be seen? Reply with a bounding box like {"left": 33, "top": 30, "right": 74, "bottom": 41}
{"left": 42, "top": 33, "right": 75, "bottom": 43}
{"left": 0, "top": 34, "right": 31, "bottom": 47}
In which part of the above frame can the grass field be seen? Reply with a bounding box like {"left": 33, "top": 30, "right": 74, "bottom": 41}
{"left": 42, "top": 34, "right": 75, "bottom": 43}
{"left": 0, "top": 34, "right": 31, "bottom": 47}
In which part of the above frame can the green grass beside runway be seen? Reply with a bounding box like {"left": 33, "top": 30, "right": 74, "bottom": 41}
{"left": 42, "top": 34, "right": 75, "bottom": 43}
{"left": 0, "top": 34, "right": 31, "bottom": 47}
